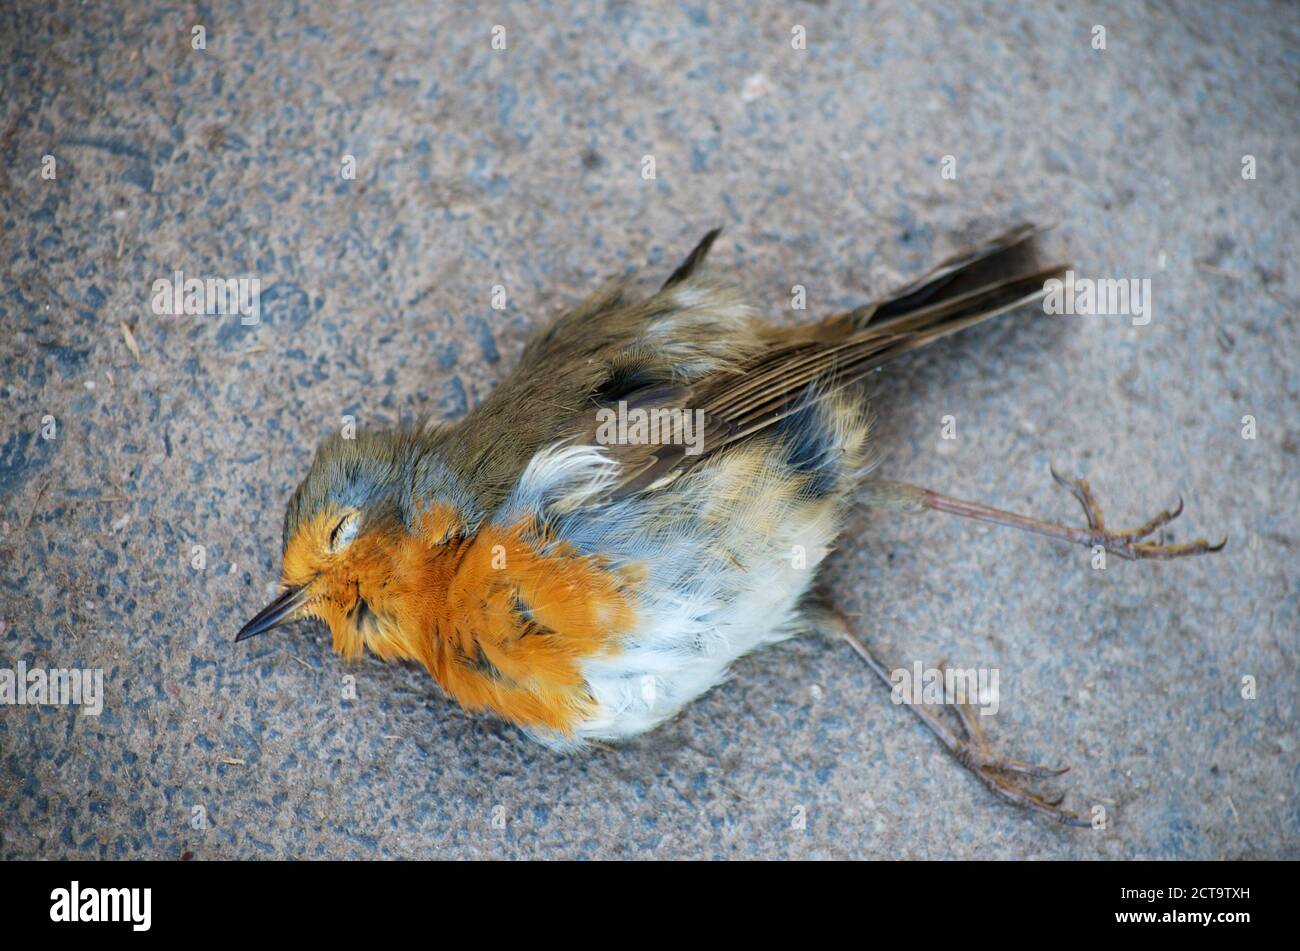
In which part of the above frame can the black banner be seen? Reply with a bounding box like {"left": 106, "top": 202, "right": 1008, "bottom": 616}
{"left": 1, "top": 860, "right": 1275, "bottom": 938}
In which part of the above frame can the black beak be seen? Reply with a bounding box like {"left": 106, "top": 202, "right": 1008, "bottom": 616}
{"left": 235, "top": 585, "right": 310, "bottom": 642}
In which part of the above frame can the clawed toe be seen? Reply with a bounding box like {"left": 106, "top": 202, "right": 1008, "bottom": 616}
{"left": 1049, "top": 464, "right": 1225, "bottom": 561}
{"left": 1122, "top": 495, "right": 1183, "bottom": 542}
{"left": 955, "top": 736, "right": 1086, "bottom": 826}
{"left": 1127, "top": 535, "right": 1227, "bottom": 559}
{"left": 957, "top": 753, "right": 1086, "bottom": 825}
{"left": 984, "top": 758, "right": 1070, "bottom": 779}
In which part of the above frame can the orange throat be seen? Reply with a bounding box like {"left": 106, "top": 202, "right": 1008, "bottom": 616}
{"left": 316, "top": 510, "right": 639, "bottom": 736}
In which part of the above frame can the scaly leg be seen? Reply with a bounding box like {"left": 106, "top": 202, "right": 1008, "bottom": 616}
{"left": 818, "top": 606, "right": 1089, "bottom": 827}
{"left": 860, "top": 465, "right": 1225, "bottom": 561}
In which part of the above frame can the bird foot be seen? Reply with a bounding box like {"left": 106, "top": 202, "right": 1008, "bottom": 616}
{"left": 1048, "top": 465, "right": 1225, "bottom": 561}
{"left": 934, "top": 661, "right": 1087, "bottom": 827}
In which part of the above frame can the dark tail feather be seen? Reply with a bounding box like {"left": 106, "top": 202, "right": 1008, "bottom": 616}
{"left": 845, "top": 222, "right": 1068, "bottom": 370}
{"left": 700, "top": 224, "right": 1067, "bottom": 440}
{"left": 836, "top": 223, "right": 1063, "bottom": 331}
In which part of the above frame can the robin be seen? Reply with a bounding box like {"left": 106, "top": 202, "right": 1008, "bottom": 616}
{"left": 236, "top": 224, "right": 1222, "bottom": 825}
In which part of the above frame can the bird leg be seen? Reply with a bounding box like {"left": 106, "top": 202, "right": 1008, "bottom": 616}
{"left": 860, "top": 465, "right": 1225, "bottom": 561}
{"left": 819, "top": 607, "right": 1089, "bottom": 827}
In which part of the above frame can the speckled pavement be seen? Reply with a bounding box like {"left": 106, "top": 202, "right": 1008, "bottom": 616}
{"left": 1, "top": 1, "right": 1296, "bottom": 860}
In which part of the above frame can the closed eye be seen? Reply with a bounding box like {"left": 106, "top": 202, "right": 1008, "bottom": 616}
{"left": 328, "top": 512, "right": 361, "bottom": 552}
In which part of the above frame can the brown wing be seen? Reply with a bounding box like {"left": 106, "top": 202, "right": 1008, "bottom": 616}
{"left": 436, "top": 228, "right": 764, "bottom": 512}
{"left": 602, "top": 224, "right": 1068, "bottom": 499}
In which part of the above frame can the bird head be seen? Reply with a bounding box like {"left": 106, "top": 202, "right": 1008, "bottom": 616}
{"left": 235, "top": 427, "right": 480, "bottom": 661}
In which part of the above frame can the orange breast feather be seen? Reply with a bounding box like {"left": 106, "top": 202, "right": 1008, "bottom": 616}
{"left": 382, "top": 507, "right": 639, "bottom": 734}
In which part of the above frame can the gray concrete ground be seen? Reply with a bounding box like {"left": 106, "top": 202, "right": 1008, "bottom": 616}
{"left": 1, "top": 1, "right": 1296, "bottom": 860}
